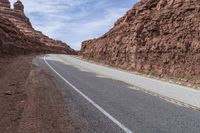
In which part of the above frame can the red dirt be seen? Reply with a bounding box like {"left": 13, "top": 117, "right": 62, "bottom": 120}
{"left": 0, "top": 55, "right": 73, "bottom": 133}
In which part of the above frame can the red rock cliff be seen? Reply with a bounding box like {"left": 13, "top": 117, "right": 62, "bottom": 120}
{"left": 0, "top": 0, "right": 76, "bottom": 56}
{"left": 81, "top": 0, "right": 200, "bottom": 84}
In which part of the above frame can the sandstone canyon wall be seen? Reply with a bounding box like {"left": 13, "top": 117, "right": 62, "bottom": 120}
{"left": 0, "top": 0, "right": 76, "bottom": 56}
{"left": 81, "top": 0, "right": 200, "bottom": 84}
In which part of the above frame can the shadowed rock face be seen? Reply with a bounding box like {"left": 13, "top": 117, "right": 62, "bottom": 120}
{"left": 0, "top": 16, "right": 74, "bottom": 56}
{"left": 14, "top": 0, "right": 24, "bottom": 12}
{"left": 0, "top": 0, "right": 76, "bottom": 56}
{"left": 0, "top": 17, "right": 42, "bottom": 55}
{"left": 0, "top": 0, "right": 10, "bottom": 9}
{"left": 81, "top": 0, "right": 200, "bottom": 83}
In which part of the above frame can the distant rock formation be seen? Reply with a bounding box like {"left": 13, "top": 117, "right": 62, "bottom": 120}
{"left": 14, "top": 0, "right": 24, "bottom": 12}
{"left": 81, "top": 0, "right": 200, "bottom": 85}
{"left": 0, "top": 0, "right": 76, "bottom": 56}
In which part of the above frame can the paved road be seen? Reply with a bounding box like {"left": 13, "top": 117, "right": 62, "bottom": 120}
{"left": 36, "top": 54, "right": 200, "bottom": 133}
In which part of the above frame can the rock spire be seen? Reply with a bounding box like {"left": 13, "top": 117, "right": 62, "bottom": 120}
{"left": 14, "top": 0, "right": 24, "bottom": 13}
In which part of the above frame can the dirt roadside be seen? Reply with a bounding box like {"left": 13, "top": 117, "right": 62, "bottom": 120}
{"left": 0, "top": 55, "right": 73, "bottom": 133}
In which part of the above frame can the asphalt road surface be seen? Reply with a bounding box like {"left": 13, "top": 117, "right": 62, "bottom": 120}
{"left": 36, "top": 54, "right": 200, "bottom": 133}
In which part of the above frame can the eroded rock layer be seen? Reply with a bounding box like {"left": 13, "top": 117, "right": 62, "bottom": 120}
{"left": 81, "top": 0, "right": 200, "bottom": 83}
{"left": 0, "top": 16, "right": 60, "bottom": 56}
{"left": 0, "top": 0, "right": 76, "bottom": 56}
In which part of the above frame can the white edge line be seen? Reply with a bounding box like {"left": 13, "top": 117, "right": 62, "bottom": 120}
{"left": 43, "top": 56, "right": 133, "bottom": 133}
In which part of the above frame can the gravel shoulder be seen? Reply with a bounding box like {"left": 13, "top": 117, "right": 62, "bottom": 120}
{"left": 0, "top": 55, "right": 72, "bottom": 133}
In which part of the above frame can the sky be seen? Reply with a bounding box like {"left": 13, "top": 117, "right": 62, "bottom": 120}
{"left": 10, "top": 0, "right": 139, "bottom": 50}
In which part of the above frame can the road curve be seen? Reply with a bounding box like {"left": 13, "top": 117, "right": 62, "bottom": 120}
{"left": 36, "top": 54, "right": 200, "bottom": 133}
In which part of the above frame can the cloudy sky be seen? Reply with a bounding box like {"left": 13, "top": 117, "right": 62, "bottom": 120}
{"left": 10, "top": 0, "right": 139, "bottom": 50}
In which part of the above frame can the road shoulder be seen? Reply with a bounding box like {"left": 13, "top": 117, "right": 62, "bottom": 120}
{"left": 51, "top": 54, "right": 200, "bottom": 110}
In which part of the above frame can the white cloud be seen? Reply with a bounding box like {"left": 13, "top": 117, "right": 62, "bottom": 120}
{"left": 9, "top": 0, "right": 136, "bottom": 50}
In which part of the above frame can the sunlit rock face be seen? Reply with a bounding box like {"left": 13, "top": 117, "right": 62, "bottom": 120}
{"left": 0, "top": 0, "right": 33, "bottom": 31}
{"left": 81, "top": 0, "right": 200, "bottom": 83}
{"left": 0, "top": 0, "right": 76, "bottom": 55}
